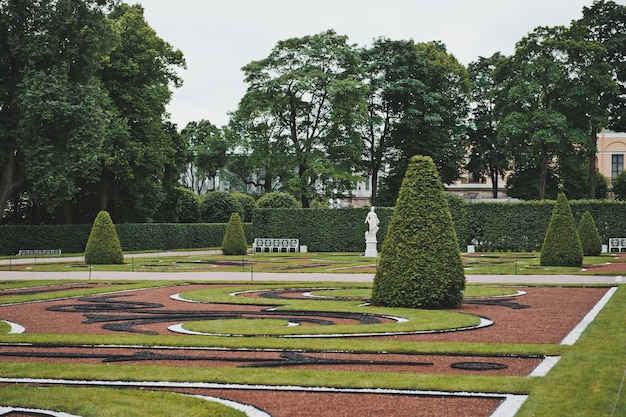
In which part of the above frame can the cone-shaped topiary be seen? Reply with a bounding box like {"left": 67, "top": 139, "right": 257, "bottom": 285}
{"left": 221, "top": 212, "right": 248, "bottom": 255}
{"left": 577, "top": 211, "right": 602, "bottom": 256}
{"left": 84, "top": 211, "right": 124, "bottom": 264}
{"left": 371, "top": 155, "right": 466, "bottom": 309}
{"left": 540, "top": 193, "right": 583, "bottom": 266}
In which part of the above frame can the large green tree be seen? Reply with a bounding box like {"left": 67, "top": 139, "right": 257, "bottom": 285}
{"left": 580, "top": 0, "right": 626, "bottom": 132}
{"left": 181, "top": 120, "right": 228, "bottom": 194}
{"left": 496, "top": 25, "right": 614, "bottom": 200}
{"left": 233, "top": 30, "right": 367, "bottom": 208}
{"left": 359, "top": 38, "right": 429, "bottom": 206}
{"left": 466, "top": 53, "right": 510, "bottom": 198}
{"left": 0, "top": 0, "right": 116, "bottom": 223}
{"left": 95, "top": 3, "right": 185, "bottom": 222}
{"left": 377, "top": 42, "right": 469, "bottom": 205}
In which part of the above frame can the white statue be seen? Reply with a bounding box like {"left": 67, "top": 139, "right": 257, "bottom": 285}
{"left": 364, "top": 206, "right": 379, "bottom": 242}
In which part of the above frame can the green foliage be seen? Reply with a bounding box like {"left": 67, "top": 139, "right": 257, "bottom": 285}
{"left": 372, "top": 155, "right": 466, "bottom": 309}
{"left": 236, "top": 30, "right": 366, "bottom": 207}
{"left": 221, "top": 213, "right": 248, "bottom": 255}
{"left": 540, "top": 194, "right": 583, "bottom": 267}
{"left": 577, "top": 211, "right": 602, "bottom": 256}
{"left": 173, "top": 187, "right": 200, "bottom": 223}
{"left": 231, "top": 192, "right": 256, "bottom": 222}
{"left": 199, "top": 191, "right": 243, "bottom": 223}
{"left": 255, "top": 192, "right": 300, "bottom": 209}
{"left": 84, "top": 211, "right": 124, "bottom": 265}
{"left": 612, "top": 170, "right": 626, "bottom": 200}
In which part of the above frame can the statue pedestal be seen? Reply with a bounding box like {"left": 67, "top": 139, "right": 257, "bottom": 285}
{"left": 364, "top": 240, "right": 378, "bottom": 257}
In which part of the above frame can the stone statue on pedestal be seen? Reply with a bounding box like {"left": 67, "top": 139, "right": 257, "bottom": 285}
{"left": 364, "top": 207, "right": 379, "bottom": 257}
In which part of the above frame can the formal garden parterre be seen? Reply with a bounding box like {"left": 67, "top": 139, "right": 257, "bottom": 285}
{"left": 0, "top": 276, "right": 622, "bottom": 417}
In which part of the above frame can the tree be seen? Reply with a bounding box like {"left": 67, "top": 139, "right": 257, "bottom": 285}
{"left": 0, "top": 0, "right": 116, "bottom": 222}
{"left": 495, "top": 25, "right": 614, "bottom": 200}
{"left": 371, "top": 155, "right": 465, "bottom": 309}
{"left": 540, "top": 193, "right": 583, "bottom": 267}
{"left": 95, "top": 3, "right": 185, "bottom": 222}
{"left": 377, "top": 42, "right": 470, "bottom": 205}
{"left": 181, "top": 120, "right": 228, "bottom": 194}
{"left": 467, "top": 53, "right": 510, "bottom": 198}
{"left": 580, "top": 0, "right": 626, "bottom": 132}
{"left": 84, "top": 210, "right": 123, "bottom": 264}
{"left": 234, "top": 30, "right": 367, "bottom": 208}
{"left": 578, "top": 211, "right": 602, "bottom": 256}
{"left": 221, "top": 212, "right": 248, "bottom": 256}
{"left": 359, "top": 38, "right": 427, "bottom": 205}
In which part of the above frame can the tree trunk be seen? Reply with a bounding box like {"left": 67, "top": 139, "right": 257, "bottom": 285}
{"left": 539, "top": 145, "right": 549, "bottom": 200}
{"left": 0, "top": 147, "right": 25, "bottom": 221}
{"left": 588, "top": 128, "right": 597, "bottom": 199}
{"left": 99, "top": 173, "right": 109, "bottom": 211}
{"left": 490, "top": 167, "right": 499, "bottom": 198}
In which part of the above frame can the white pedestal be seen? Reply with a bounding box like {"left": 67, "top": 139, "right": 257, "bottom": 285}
{"left": 364, "top": 240, "right": 378, "bottom": 257}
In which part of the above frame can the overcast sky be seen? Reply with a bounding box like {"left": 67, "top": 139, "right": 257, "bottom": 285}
{"left": 138, "top": 0, "right": 621, "bottom": 129}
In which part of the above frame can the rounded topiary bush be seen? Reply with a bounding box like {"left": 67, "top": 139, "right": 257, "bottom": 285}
{"left": 578, "top": 211, "right": 602, "bottom": 256}
{"left": 256, "top": 192, "right": 299, "bottom": 208}
{"left": 200, "top": 191, "right": 243, "bottom": 223}
{"left": 84, "top": 211, "right": 124, "bottom": 265}
{"left": 540, "top": 193, "right": 583, "bottom": 267}
{"left": 221, "top": 212, "right": 248, "bottom": 255}
{"left": 231, "top": 192, "right": 256, "bottom": 222}
{"left": 174, "top": 187, "right": 200, "bottom": 223}
{"left": 371, "top": 155, "right": 466, "bottom": 309}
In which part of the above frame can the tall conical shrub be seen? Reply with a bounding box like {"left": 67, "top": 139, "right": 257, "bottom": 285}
{"left": 221, "top": 212, "right": 248, "bottom": 255}
{"left": 371, "top": 155, "right": 466, "bottom": 309}
{"left": 577, "top": 211, "right": 602, "bottom": 256}
{"left": 540, "top": 193, "right": 583, "bottom": 266}
{"left": 84, "top": 211, "right": 124, "bottom": 264}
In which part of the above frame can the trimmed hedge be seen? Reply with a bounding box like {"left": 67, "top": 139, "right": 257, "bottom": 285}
{"left": 84, "top": 211, "right": 124, "bottom": 265}
{"left": 4, "top": 199, "right": 626, "bottom": 255}
{"left": 0, "top": 223, "right": 253, "bottom": 256}
{"left": 221, "top": 213, "right": 248, "bottom": 255}
{"left": 540, "top": 194, "right": 583, "bottom": 267}
{"left": 372, "top": 155, "right": 465, "bottom": 309}
{"left": 578, "top": 211, "right": 603, "bottom": 256}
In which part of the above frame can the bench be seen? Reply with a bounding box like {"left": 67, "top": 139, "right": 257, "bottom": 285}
{"left": 608, "top": 238, "right": 626, "bottom": 252}
{"left": 17, "top": 249, "right": 62, "bottom": 256}
{"left": 253, "top": 238, "right": 299, "bottom": 253}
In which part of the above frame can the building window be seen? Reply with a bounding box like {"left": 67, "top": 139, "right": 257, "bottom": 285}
{"left": 612, "top": 154, "right": 624, "bottom": 179}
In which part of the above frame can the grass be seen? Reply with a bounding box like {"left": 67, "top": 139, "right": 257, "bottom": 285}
{"left": 0, "top": 251, "right": 624, "bottom": 416}
{"left": 0, "top": 385, "right": 246, "bottom": 417}
{"left": 4, "top": 250, "right": 624, "bottom": 275}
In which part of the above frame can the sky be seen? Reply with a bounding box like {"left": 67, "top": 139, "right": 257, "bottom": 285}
{"left": 138, "top": 0, "right": 621, "bottom": 129}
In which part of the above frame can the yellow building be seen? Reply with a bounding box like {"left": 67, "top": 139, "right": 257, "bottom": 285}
{"left": 597, "top": 129, "right": 626, "bottom": 182}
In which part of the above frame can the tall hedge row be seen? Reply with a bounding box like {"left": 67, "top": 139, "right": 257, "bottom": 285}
{"left": 0, "top": 223, "right": 252, "bottom": 256}
{"left": 3, "top": 199, "right": 626, "bottom": 255}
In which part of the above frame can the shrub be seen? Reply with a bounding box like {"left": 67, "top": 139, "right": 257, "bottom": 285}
{"left": 174, "top": 187, "right": 200, "bottom": 223}
{"left": 221, "top": 212, "right": 248, "bottom": 255}
{"left": 540, "top": 193, "right": 583, "bottom": 267}
{"left": 199, "top": 191, "right": 243, "bottom": 223}
{"left": 84, "top": 211, "right": 124, "bottom": 264}
{"left": 256, "top": 192, "right": 300, "bottom": 208}
{"left": 578, "top": 211, "right": 602, "bottom": 256}
{"left": 371, "top": 155, "right": 466, "bottom": 309}
{"left": 231, "top": 192, "right": 256, "bottom": 222}
{"left": 612, "top": 170, "right": 626, "bottom": 200}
